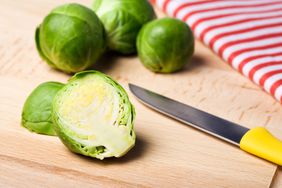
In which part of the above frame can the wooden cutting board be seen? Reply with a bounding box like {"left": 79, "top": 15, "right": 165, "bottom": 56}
{"left": 0, "top": 0, "right": 282, "bottom": 187}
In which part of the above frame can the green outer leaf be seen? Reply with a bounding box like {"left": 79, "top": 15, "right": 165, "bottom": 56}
{"left": 21, "top": 81, "right": 64, "bottom": 136}
{"left": 52, "top": 70, "right": 136, "bottom": 160}
{"left": 137, "top": 18, "right": 195, "bottom": 73}
{"left": 100, "top": 10, "right": 141, "bottom": 54}
{"left": 92, "top": 0, "right": 156, "bottom": 54}
{"left": 35, "top": 26, "right": 55, "bottom": 67}
{"left": 36, "top": 3, "right": 106, "bottom": 73}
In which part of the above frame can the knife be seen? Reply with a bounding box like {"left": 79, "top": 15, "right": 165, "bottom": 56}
{"left": 129, "top": 84, "right": 282, "bottom": 165}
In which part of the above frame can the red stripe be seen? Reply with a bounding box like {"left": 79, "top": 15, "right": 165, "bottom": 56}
{"left": 218, "top": 32, "right": 282, "bottom": 57}
{"left": 190, "top": 7, "right": 282, "bottom": 31}
{"left": 155, "top": 0, "right": 282, "bottom": 103}
{"left": 182, "top": 1, "right": 282, "bottom": 25}
{"left": 248, "top": 62, "right": 282, "bottom": 81}
{"left": 260, "top": 66, "right": 282, "bottom": 85}
{"left": 162, "top": 0, "right": 170, "bottom": 12}
{"left": 173, "top": 0, "right": 220, "bottom": 17}
{"left": 150, "top": 0, "right": 156, "bottom": 4}
{"left": 257, "top": 69, "right": 282, "bottom": 98}
{"left": 199, "top": 14, "right": 282, "bottom": 41}
{"left": 209, "top": 22, "right": 282, "bottom": 50}
{"left": 238, "top": 52, "right": 282, "bottom": 73}
{"left": 228, "top": 42, "right": 282, "bottom": 64}
{"left": 249, "top": 69, "right": 282, "bottom": 101}
{"left": 270, "top": 79, "right": 282, "bottom": 95}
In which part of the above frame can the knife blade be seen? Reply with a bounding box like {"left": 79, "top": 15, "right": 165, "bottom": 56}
{"left": 129, "top": 83, "right": 282, "bottom": 165}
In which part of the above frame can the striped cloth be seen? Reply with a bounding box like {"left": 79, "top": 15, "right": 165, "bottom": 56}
{"left": 151, "top": 0, "right": 282, "bottom": 103}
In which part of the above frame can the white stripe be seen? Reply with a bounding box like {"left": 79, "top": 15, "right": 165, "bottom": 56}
{"left": 212, "top": 27, "right": 282, "bottom": 53}
{"left": 274, "top": 85, "right": 282, "bottom": 101}
{"left": 186, "top": 0, "right": 282, "bottom": 2}
{"left": 156, "top": 0, "right": 282, "bottom": 102}
{"left": 195, "top": 12, "right": 282, "bottom": 37}
{"left": 156, "top": 0, "right": 166, "bottom": 8}
{"left": 222, "top": 37, "right": 282, "bottom": 61}
{"left": 173, "top": 0, "right": 205, "bottom": 3}
{"left": 253, "top": 65, "right": 282, "bottom": 84}
{"left": 165, "top": 0, "right": 204, "bottom": 17}
{"left": 204, "top": 17, "right": 282, "bottom": 45}
{"left": 264, "top": 73, "right": 282, "bottom": 92}
{"left": 242, "top": 54, "right": 282, "bottom": 76}
{"left": 162, "top": 0, "right": 282, "bottom": 21}
{"left": 156, "top": 0, "right": 205, "bottom": 16}
{"left": 176, "top": 0, "right": 282, "bottom": 19}
{"left": 184, "top": 4, "right": 282, "bottom": 26}
{"left": 166, "top": 1, "right": 184, "bottom": 16}
{"left": 233, "top": 47, "right": 282, "bottom": 70}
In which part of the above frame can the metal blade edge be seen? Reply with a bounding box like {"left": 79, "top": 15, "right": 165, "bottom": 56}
{"left": 129, "top": 84, "right": 249, "bottom": 146}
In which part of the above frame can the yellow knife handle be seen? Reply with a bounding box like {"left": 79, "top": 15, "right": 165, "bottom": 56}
{"left": 240, "top": 127, "right": 282, "bottom": 165}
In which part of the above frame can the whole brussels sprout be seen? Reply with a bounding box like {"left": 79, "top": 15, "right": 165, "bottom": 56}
{"left": 137, "top": 18, "right": 194, "bottom": 73}
{"left": 35, "top": 3, "right": 106, "bottom": 73}
{"left": 92, "top": 0, "right": 156, "bottom": 54}
{"left": 22, "top": 82, "right": 64, "bottom": 136}
{"left": 52, "top": 71, "right": 136, "bottom": 159}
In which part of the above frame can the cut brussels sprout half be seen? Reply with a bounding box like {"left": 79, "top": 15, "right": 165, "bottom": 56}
{"left": 52, "top": 71, "right": 136, "bottom": 159}
{"left": 36, "top": 3, "right": 106, "bottom": 73}
{"left": 22, "top": 81, "right": 64, "bottom": 136}
{"left": 92, "top": 0, "right": 156, "bottom": 54}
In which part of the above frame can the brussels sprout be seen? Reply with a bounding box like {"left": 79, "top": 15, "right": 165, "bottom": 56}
{"left": 22, "top": 82, "right": 64, "bottom": 136}
{"left": 92, "top": 0, "right": 156, "bottom": 54}
{"left": 52, "top": 71, "right": 136, "bottom": 159}
{"left": 35, "top": 3, "right": 106, "bottom": 73}
{"left": 137, "top": 18, "right": 194, "bottom": 73}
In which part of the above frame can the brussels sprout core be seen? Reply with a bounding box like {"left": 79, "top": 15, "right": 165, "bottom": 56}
{"left": 52, "top": 71, "right": 135, "bottom": 159}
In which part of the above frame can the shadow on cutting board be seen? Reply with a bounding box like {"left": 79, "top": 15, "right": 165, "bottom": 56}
{"left": 270, "top": 167, "right": 282, "bottom": 188}
{"left": 183, "top": 55, "right": 207, "bottom": 72}
{"left": 91, "top": 51, "right": 136, "bottom": 73}
{"left": 93, "top": 52, "right": 207, "bottom": 75}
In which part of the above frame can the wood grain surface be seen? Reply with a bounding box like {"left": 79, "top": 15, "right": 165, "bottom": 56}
{"left": 0, "top": 0, "right": 282, "bottom": 187}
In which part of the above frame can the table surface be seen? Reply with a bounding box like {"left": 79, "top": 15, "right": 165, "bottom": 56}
{"left": 0, "top": 0, "right": 282, "bottom": 187}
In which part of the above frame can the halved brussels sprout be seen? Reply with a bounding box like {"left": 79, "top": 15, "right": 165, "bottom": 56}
{"left": 52, "top": 71, "right": 136, "bottom": 159}
{"left": 137, "top": 18, "right": 194, "bottom": 73}
{"left": 36, "top": 3, "right": 106, "bottom": 73}
{"left": 22, "top": 82, "right": 64, "bottom": 136}
{"left": 92, "top": 0, "right": 156, "bottom": 54}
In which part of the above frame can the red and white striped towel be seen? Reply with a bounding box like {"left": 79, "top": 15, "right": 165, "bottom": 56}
{"left": 151, "top": 0, "right": 282, "bottom": 103}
